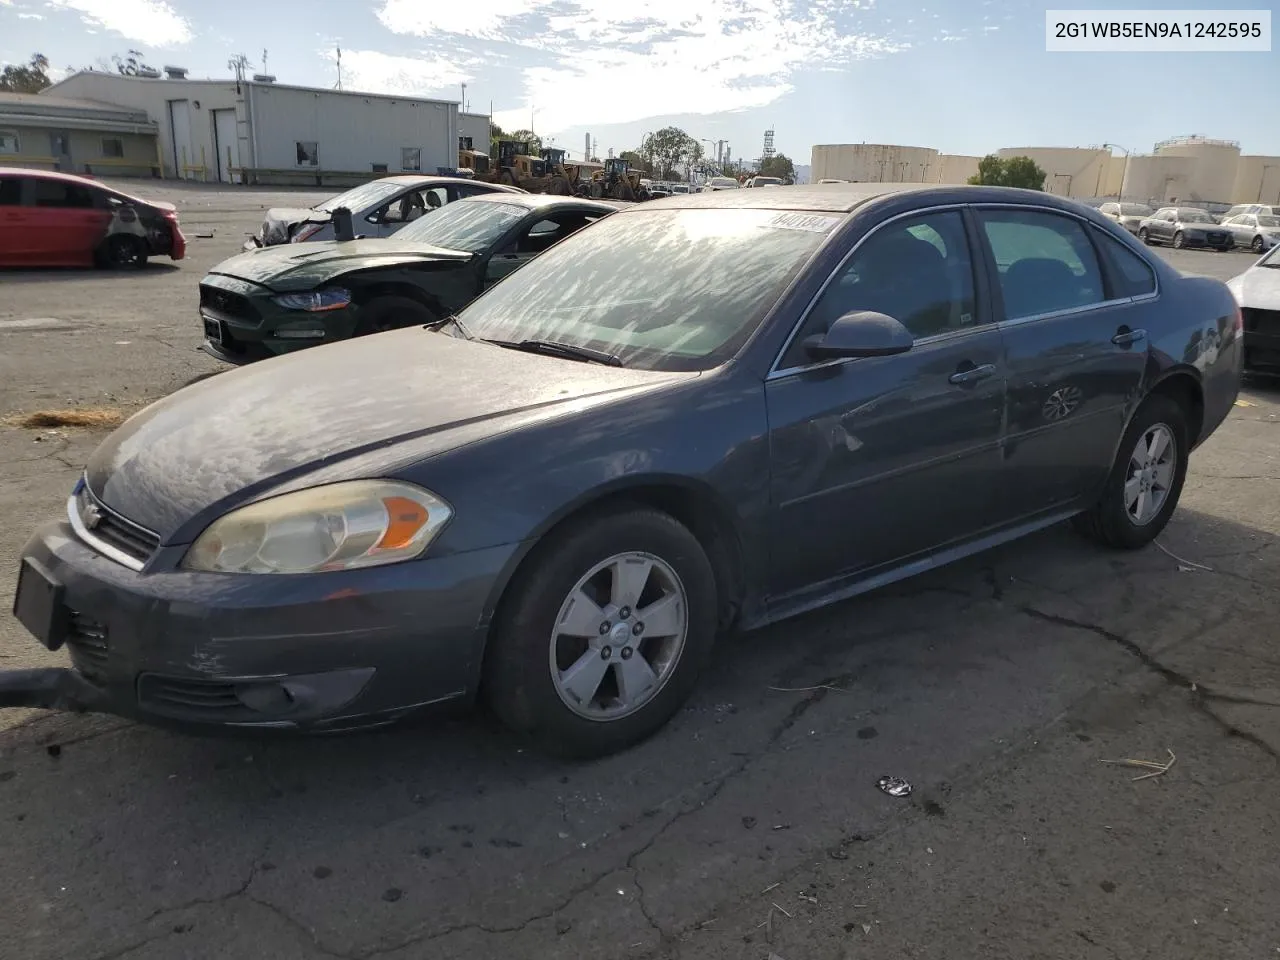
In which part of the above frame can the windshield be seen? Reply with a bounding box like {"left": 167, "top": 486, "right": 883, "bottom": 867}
{"left": 456, "top": 208, "right": 838, "bottom": 371}
{"left": 1258, "top": 215, "right": 1280, "bottom": 227}
{"left": 1179, "top": 210, "right": 1214, "bottom": 223}
{"left": 314, "top": 179, "right": 407, "bottom": 213}
{"left": 754, "top": 177, "right": 783, "bottom": 185}
{"left": 709, "top": 178, "right": 738, "bottom": 188}
{"left": 1262, "top": 244, "right": 1280, "bottom": 267}
{"left": 394, "top": 199, "right": 527, "bottom": 251}
{"left": 1120, "top": 204, "right": 1152, "bottom": 216}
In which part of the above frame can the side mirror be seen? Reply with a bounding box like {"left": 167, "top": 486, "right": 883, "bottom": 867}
{"left": 803, "top": 310, "right": 914, "bottom": 360}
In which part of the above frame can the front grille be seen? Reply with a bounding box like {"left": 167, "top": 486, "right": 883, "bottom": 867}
{"left": 1205, "top": 232, "right": 1228, "bottom": 244}
{"left": 74, "top": 485, "right": 160, "bottom": 566}
{"left": 66, "top": 611, "right": 108, "bottom": 680}
{"left": 1242, "top": 307, "right": 1280, "bottom": 334}
{"left": 138, "top": 675, "right": 245, "bottom": 717}
{"left": 199, "top": 284, "right": 259, "bottom": 323}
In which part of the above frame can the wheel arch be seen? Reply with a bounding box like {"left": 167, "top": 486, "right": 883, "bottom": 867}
{"left": 480, "top": 476, "right": 750, "bottom": 645}
{"left": 346, "top": 274, "right": 447, "bottom": 317}
{"left": 1142, "top": 366, "right": 1205, "bottom": 446}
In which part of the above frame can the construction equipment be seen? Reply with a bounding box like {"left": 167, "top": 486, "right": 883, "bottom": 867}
{"left": 490, "top": 140, "right": 548, "bottom": 191}
{"left": 589, "top": 158, "right": 640, "bottom": 201}
{"left": 457, "top": 136, "right": 490, "bottom": 177}
{"left": 540, "top": 148, "right": 585, "bottom": 195}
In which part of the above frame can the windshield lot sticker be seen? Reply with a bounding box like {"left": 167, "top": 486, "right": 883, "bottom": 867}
{"left": 768, "top": 213, "right": 842, "bottom": 233}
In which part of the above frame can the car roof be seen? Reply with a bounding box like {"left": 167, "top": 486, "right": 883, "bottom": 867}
{"left": 0, "top": 165, "right": 163, "bottom": 205}
{"left": 628, "top": 182, "right": 1087, "bottom": 214}
{"left": 455, "top": 193, "right": 625, "bottom": 213}
{"left": 375, "top": 174, "right": 524, "bottom": 194}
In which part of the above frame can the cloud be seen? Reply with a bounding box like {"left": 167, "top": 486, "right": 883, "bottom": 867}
{"left": 19, "top": 11, "right": 45, "bottom": 18}
{"left": 376, "top": 0, "right": 905, "bottom": 133}
{"left": 321, "top": 48, "right": 476, "bottom": 97}
{"left": 44, "top": 0, "right": 192, "bottom": 46}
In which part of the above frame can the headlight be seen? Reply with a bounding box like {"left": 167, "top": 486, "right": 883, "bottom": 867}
{"left": 182, "top": 480, "right": 452, "bottom": 574}
{"left": 272, "top": 289, "right": 352, "bottom": 312}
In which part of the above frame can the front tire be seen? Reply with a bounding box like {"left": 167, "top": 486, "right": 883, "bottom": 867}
{"left": 352, "top": 295, "right": 437, "bottom": 337}
{"left": 484, "top": 506, "right": 718, "bottom": 758}
{"left": 101, "top": 234, "right": 147, "bottom": 269}
{"left": 1172, "top": 231, "right": 1185, "bottom": 249}
{"left": 1073, "top": 394, "right": 1189, "bottom": 550}
{"left": 1253, "top": 235, "right": 1265, "bottom": 254}
{"left": 1138, "top": 227, "right": 1151, "bottom": 244}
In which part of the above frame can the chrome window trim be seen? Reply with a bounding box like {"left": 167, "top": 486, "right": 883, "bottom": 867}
{"left": 767, "top": 200, "right": 1164, "bottom": 382}
{"left": 66, "top": 487, "right": 153, "bottom": 573}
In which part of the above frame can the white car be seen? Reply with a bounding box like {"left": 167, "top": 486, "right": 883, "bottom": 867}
{"left": 1225, "top": 242, "right": 1280, "bottom": 374}
{"left": 1220, "top": 213, "right": 1280, "bottom": 254}
{"left": 1099, "top": 201, "right": 1154, "bottom": 236}
{"left": 745, "top": 176, "right": 784, "bottom": 188}
{"left": 701, "top": 177, "right": 740, "bottom": 192}
{"left": 1221, "top": 203, "right": 1280, "bottom": 220}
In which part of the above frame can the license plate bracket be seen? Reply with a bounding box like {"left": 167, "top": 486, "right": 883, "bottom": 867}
{"left": 13, "top": 557, "right": 70, "bottom": 651}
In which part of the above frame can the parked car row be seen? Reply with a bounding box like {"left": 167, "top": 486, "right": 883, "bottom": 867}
{"left": 1100, "top": 200, "right": 1280, "bottom": 253}
{"left": 2, "top": 178, "right": 1250, "bottom": 760}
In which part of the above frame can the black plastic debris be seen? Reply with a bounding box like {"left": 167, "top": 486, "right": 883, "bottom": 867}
{"left": 876, "top": 775, "right": 912, "bottom": 797}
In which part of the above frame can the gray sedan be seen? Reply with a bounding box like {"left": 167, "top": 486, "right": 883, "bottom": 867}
{"left": 1137, "top": 206, "right": 1232, "bottom": 250}
{"left": 1098, "top": 201, "right": 1153, "bottom": 235}
{"left": 4, "top": 183, "right": 1242, "bottom": 758}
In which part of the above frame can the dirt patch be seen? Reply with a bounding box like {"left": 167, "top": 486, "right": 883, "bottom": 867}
{"left": 3, "top": 408, "right": 129, "bottom": 429}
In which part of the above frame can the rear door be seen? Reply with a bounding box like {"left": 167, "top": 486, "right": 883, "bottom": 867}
{"left": 0, "top": 175, "right": 29, "bottom": 263}
{"left": 974, "top": 206, "right": 1151, "bottom": 522}
{"left": 30, "top": 178, "right": 111, "bottom": 263}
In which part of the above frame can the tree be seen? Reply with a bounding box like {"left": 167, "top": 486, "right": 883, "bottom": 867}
{"left": 759, "top": 153, "right": 796, "bottom": 181}
{"left": 640, "top": 126, "right": 700, "bottom": 180}
{"left": 113, "top": 49, "right": 156, "bottom": 76}
{"left": 489, "top": 121, "right": 507, "bottom": 156}
{"left": 0, "top": 53, "right": 51, "bottom": 93}
{"left": 505, "top": 129, "right": 542, "bottom": 154}
{"left": 967, "top": 154, "right": 1046, "bottom": 190}
{"left": 619, "top": 150, "right": 650, "bottom": 174}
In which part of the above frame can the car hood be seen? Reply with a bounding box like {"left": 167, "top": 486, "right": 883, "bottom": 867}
{"left": 1228, "top": 266, "right": 1280, "bottom": 309}
{"left": 206, "top": 239, "right": 473, "bottom": 291}
{"left": 85, "top": 329, "right": 687, "bottom": 543}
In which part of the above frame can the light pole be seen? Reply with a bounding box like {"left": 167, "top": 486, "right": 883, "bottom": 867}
{"left": 1103, "top": 143, "right": 1130, "bottom": 198}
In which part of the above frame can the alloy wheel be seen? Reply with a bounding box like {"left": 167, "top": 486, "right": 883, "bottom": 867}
{"left": 548, "top": 551, "right": 688, "bottom": 721}
{"left": 1124, "top": 423, "right": 1176, "bottom": 526}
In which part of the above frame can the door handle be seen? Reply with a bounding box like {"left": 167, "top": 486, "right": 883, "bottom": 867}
{"left": 1111, "top": 328, "right": 1146, "bottom": 346}
{"left": 949, "top": 362, "right": 996, "bottom": 385}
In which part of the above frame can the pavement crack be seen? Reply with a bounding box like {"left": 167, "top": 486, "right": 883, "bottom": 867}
{"left": 631, "top": 864, "right": 672, "bottom": 945}
{"left": 242, "top": 894, "right": 354, "bottom": 959}
{"left": 1015, "top": 605, "right": 1280, "bottom": 763}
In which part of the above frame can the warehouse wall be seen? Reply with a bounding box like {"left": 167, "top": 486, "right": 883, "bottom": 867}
{"left": 458, "top": 113, "right": 490, "bottom": 153}
{"left": 811, "top": 143, "right": 939, "bottom": 182}
{"left": 245, "top": 84, "right": 456, "bottom": 174}
{"left": 1230, "top": 155, "right": 1280, "bottom": 205}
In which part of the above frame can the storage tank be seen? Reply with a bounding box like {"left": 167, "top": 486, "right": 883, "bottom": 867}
{"left": 811, "top": 144, "right": 939, "bottom": 183}
{"left": 1152, "top": 136, "right": 1240, "bottom": 204}
{"left": 1230, "top": 155, "right": 1280, "bottom": 205}
{"left": 935, "top": 154, "right": 980, "bottom": 184}
{"left": 996, "top": 147, "right": 1111, "bottom": 198}
{"left": 1121, "top": 155, "right": 1195, "bottom": 204}
{"left": 1101, "top": 153, "right": 1126, "bottom": 197}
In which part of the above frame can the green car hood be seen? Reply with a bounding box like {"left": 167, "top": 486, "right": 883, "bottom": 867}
{"left": 207, "top": 239, "right": 474, "bottom": 291}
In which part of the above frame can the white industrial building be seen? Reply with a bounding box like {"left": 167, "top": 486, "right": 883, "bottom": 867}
{"left": 44, "top": 69, "right": 470, "bottom": 186}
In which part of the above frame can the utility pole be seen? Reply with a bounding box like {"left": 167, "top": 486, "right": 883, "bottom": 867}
{"left": 335, "top": 44, "right": 342, "bottom": 90}
{"left": 460, "top": 82, "right": 467, "bottom": 113}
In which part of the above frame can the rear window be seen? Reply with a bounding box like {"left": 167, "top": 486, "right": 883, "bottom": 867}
{"left": 1093, "top": 230, "right": 1157, "bottom": 298}
{"left": 0, "top": 178, "right": 21, "bottom": 205}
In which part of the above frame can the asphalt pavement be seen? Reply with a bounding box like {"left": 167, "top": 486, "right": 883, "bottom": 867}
{"left": 1, "top": 184, "right": 1277, "bottom": 960}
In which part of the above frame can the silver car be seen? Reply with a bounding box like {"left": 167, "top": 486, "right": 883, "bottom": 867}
{"left": 1136, "top": 206, "right": 1232, "bottom": 251}
{"left": 1225, "top": 241, "right": 1280, "bottom": 373}
{"left": 1220, "top": 213, "right": 1280, "bottom": 254}
{"left": 1098, "top": 201, "right": 1153, "bottom": 235}
{"left": 244, "top": 176, "right": 524, "bottom": 250}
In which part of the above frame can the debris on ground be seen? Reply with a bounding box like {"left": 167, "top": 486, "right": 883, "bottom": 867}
{"left": 877, "top": 775, "right": 913, "bottom": 797}
{"left": 1154, "top": 540, "right": 1213, "bottom": 572}
{"left": 1100, "top": 748, "right": 1177, "bottom": 782}
{"left": 7, "top": 408, "right": 128, "bottom": 429}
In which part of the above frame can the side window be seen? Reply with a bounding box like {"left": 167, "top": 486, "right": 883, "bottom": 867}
{"left": 514, "top": 212, "right": 595, "bottom": 254}
{"left": 1093, "top": 230, "right": 1156, "bottom": 298}
{"left": 0, "top": 178, "right": 22, "bottom": 205}
{"left": 782, "top": 210, "right": 977, "bottom": 368}
{"left": 32, "top": 180, "right": 96, "bottom": 208}
{"left": 979, "top": 209, "right": 1105, "bottom": 321}
{"left": 376, "top": 188, "right": 447, "bottom": 224}
{"left": 0, "top": 130, "right": 20, "bottom": 154}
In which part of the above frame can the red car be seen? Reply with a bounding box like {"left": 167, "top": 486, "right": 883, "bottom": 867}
{"left": 0, "top": 167, "right": 186, "bottom": 268}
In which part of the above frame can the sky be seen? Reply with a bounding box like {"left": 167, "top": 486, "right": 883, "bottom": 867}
{"left": 2, "top": 0, "right": 1278, "bottom": 166}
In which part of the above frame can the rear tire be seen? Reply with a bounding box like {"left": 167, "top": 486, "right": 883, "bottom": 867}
{"left": 101, "top": 234, "right": 147, "bottom": 269}
{"left": 1172, "top": 231, "right": 1185, "bottom": 249}
{"left": 1138, "top": 227, "right": 1150, "bottom": 244}
{"left": 1072, "top": 394, "right": 1189, "bottom": 550}
{"left": 483, "top": 506, "right": 718, "bottom": 759}
{"left": 352, "top": 296, "right": 438, "bottom": 337}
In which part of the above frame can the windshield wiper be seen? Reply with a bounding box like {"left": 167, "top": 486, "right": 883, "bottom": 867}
{"left": 486, "top": 338, "right": 623, "bottom": 367}
{"left": 423, "top": 314, "right": 474, "bottom": 339}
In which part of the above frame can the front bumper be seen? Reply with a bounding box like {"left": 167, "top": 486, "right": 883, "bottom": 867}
{"left": 4, "top": 520, "right": 519, "bottom": 732}
{"left": 199, "top": 279, "right": 361, "bottom": 364}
